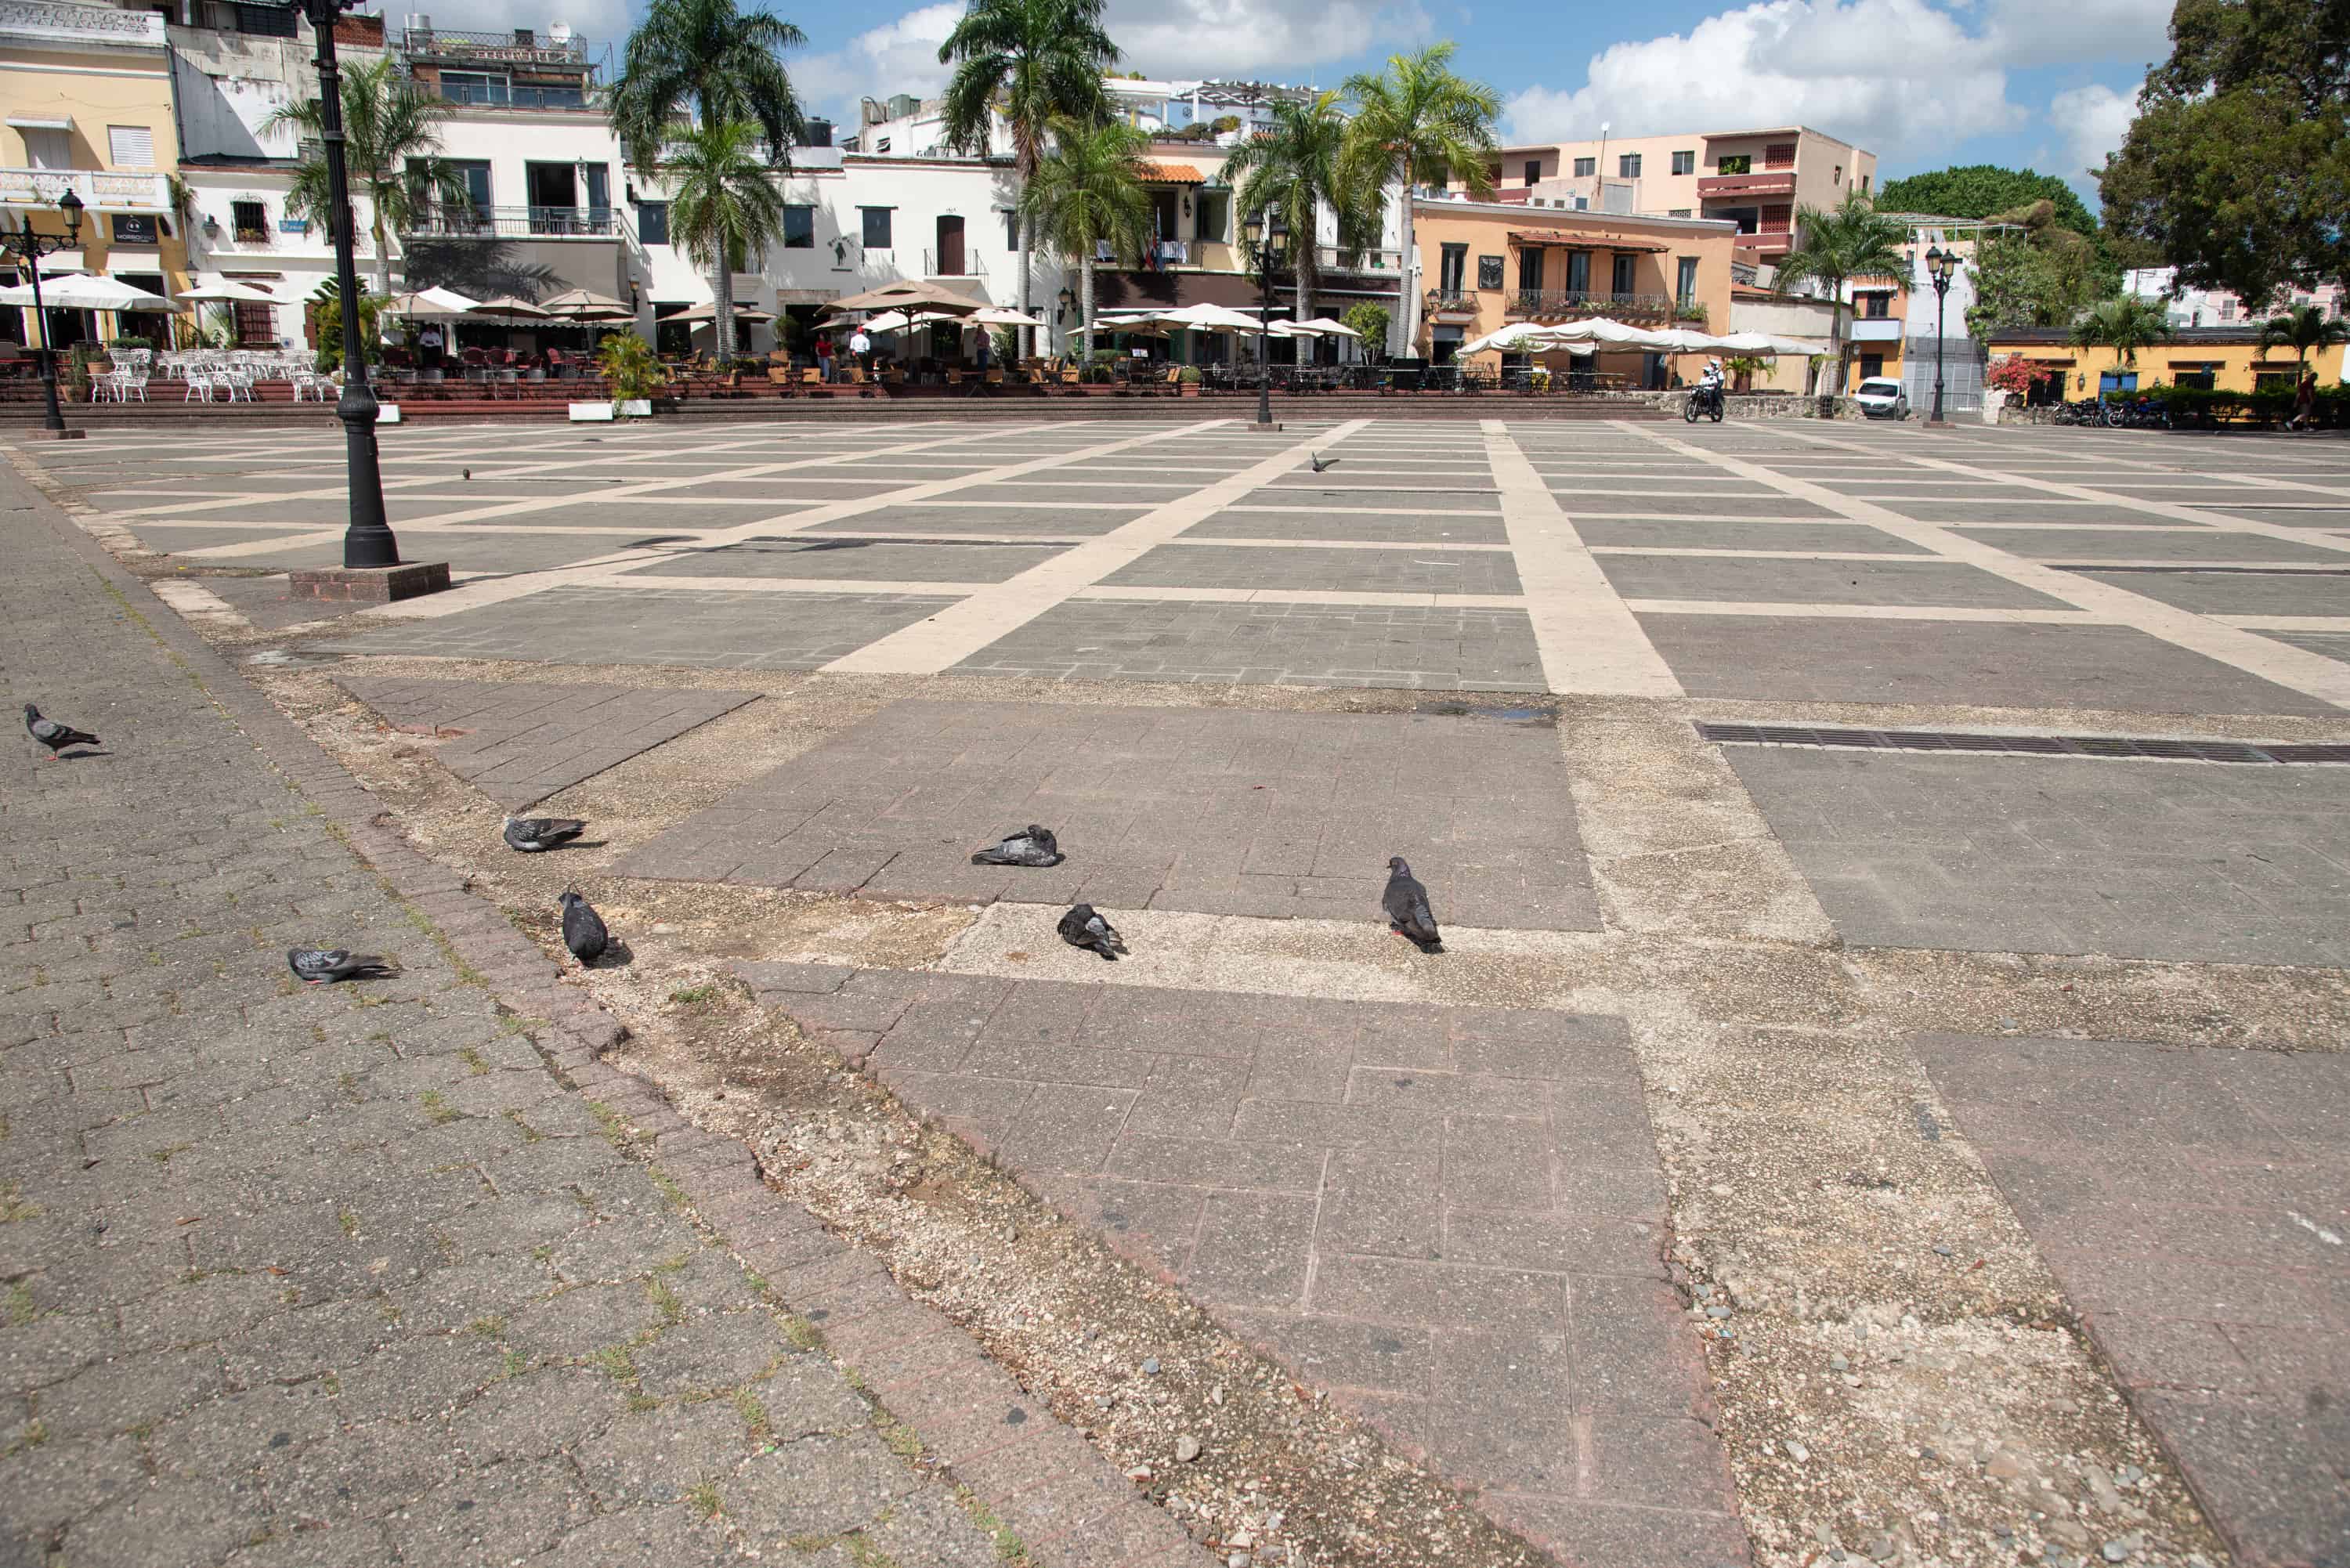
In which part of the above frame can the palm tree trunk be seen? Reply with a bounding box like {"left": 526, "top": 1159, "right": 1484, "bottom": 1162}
{"left": 1080, "top": 253, "right": 1095, "bottom": 362}
{"left": 1296, "top": 233, "right": 1314, "bottom": 323}
{"left": 713, "top": 260, "right": 735, "bottom": 363}
{"left": 1018, "top": 211, "right": 1034, "bottom": 362}
{"left": 371, "top": 208, "right": 392, "bottom": 297}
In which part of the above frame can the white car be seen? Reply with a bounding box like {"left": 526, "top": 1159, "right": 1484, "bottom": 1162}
{"left": 1852, "top": 377, "right": 1909, "bottom": 419}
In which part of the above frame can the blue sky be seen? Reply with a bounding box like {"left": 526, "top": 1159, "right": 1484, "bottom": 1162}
{"left": 486, "top": 0, "right": 2175, "bottom": 201}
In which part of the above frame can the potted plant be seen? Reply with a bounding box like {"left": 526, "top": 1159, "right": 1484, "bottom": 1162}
{"left": 1177, "top": 365, "right": 1202, "bottom": 398}
{"left": 596, "top": 331, "right": 660, "bottom": 417}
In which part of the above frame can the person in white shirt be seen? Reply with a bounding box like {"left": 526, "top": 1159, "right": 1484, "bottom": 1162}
{"left": 848, "top": 327, "right": 871, "bottom": 377}
{"left": 1698, "top": 357, "right": 1723, "bottom": 389}
{"left": 418, "top": 323, "right": 443, "bottom": 371}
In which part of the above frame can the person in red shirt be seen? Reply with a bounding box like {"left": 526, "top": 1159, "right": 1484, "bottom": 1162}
{"left": 815, "top": 333, "right": 835, "bottom": 383}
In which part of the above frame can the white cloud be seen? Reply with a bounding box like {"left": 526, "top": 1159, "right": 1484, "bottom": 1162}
{"left": 1982, "top": 0, "right": 2171, "bottom": 70}
{"left": 1098, "top": 0, "right": 1430, "bottom": 81}
{"left": 2048, "top": 81, "right": 2136, "bottom": 183}
{"left": 422, "top": 0, "right": 637, "bottom": 51}
{"left": 794, "top": 3, "right": 964, "bottom": 129}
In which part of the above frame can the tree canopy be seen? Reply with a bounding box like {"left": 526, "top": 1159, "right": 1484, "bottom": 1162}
{"left": 2098, "top": 0, "right": 2350, "bottom": 304}
{"left": 610, "top": 0, "right": 806, "bottom": 172}
{"left": 1876, "top": 164, "right": 2099, "bottom": 235}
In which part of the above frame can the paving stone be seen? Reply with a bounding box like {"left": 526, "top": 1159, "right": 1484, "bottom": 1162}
{"left": 1105, "top": 544, "right": 1523, "bottom": 595}
{"left": 1597, "top": 551, "right": 2073, "bottom": 609}
{"left": 626, "top": 535, "right": 1073, "bottom": 583}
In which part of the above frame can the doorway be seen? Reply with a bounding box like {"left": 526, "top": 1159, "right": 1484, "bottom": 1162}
{"left": 935, "top": 215, "right": 966, "bottom": 276}
{"left": 526, "top": 163, "right": 579, "bottom": 233}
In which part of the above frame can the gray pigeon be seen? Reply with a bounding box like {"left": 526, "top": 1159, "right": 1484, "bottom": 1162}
{"left": 287, "top": 948, "right": 399, "bottom": 985}
{"left": 1309, "top": 451, "right": 1337, "bottom": 472}
{"left": 1057, "top": 902, "right": 1125, "bottom": 961}
{"left": 504, "top": 815, "right": 588, "bottom": 853}
{"left": 461, "top": 467, "right": 472, "bottom": 480}
{"left": 971, "top": 824, "right": 1063, "bottom": 867}
{"left": 1383, "top": 857, "right": 1443, "bottom": 953}
{"left": 560, "top": 891, "right": 609, "bottom": 966}
{"left": 24, "top": 704, "right": 98, "bottom": 759}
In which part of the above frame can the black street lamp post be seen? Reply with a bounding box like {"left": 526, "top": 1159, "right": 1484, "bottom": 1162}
{"left": 1925, "top": 244, "right": 1955, "bottom": 428}
{"left": 2, "top": 189, "right": 85, "bottom": 437}
{"left": 1239, "top": 210, "right": 1277, "bottom": 430}
{"left": 301, "top": 0, "right": 398, "bottom": 569}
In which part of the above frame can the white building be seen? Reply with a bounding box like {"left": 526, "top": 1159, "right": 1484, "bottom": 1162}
{"left": 2125, "top": 266, "right": 2347, "bottom": 329}
{"left": 847, "top": 77, "right": 1314, "bottom": 159}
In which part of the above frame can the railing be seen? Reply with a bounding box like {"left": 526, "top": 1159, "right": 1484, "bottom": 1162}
{"left": 432, "top": 81, "right": 598, "bottom": 110}
{"left": 230, "top": 228, "right": 271, "bottom": 245}
{"left": 1423, "top": 289, "right": 1475, "bottom": 313}
{"left": 0, "top": 1, "right": 164, "bottom": 47}
{"left": 0, "top": 167, "right": 170, "bottom": 214}
{"left": 1697, "top": 172, "right": 1796, "bottom": 199}
{"left": 401, "top": 204, "right": 620, "bottom": 237}
{"left": 923, "top": 249, "right": 982, "bottom": 277}
{"left": 394, "top": 26, "right": 591, "bottom": 64}
{"left": 1316, "top": 245, "right": 1404, "bottom": 273}
{"left": 1503, "top": 290, "right": 1676, "bottom": 321}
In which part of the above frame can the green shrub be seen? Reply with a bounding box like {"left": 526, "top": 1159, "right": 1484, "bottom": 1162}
{"left": 1177, "top": 365, "right": 1202, "bottom": 384}
{"left": 595, "top": 331, "right": 662, "bottom": 406}
{"left": 313, "top": 291, "right": 383, "bottom": 372}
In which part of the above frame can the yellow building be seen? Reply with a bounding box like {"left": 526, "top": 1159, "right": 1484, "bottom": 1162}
{"left": 1987, "top": 327, "right": 2333, "bottom": 398}
{"left": 1, "top": 2, "right": 187, "bottom": 352}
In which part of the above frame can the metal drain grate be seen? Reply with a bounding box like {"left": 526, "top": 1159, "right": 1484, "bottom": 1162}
{"left": 1697, "top": 723, "right": 2350, "bottom": 765}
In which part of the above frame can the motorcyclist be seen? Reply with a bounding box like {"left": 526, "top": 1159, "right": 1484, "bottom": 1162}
{"left": 1694, "top": 357, "right": 1725, "bottom": 414}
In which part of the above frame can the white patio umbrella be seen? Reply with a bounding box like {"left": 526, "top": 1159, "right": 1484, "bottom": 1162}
{"left": 175, "top": 276, "right": 283, "bottom": 305}
{"left": 1542, "top": 317, "right": 1672, "bottom": 349}
{"left": 0, "top": 273, "right": 184, "bottom": 311}
{"left": 466, "top": 295, "right": 555, "bottom": 320}
{"left": 967, "top": 306, "right": 1047, "bottom": 328}
{"left": 1299, "top": 316, "right": 1361, "bottom": 338}
{"left": 1713, "top": 331, "right": 1827, "bottom": 357}
{"left": 1459, "top": 323, "right": 1594, "bottom": 356}
{"left": 1155, "top": 302, "right": 1272, "bottom": 332}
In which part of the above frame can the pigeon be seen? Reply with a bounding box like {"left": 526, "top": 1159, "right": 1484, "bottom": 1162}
{"left": 1308, "top": 451, "right": 1338, "bottom": 473}
{"left": 503, "top": 815, "right": 588, "bottom": 853}
{"left": 560, "top": 891, "right": 609, "bottom": 966}
{"left": 1383, "top": 857, "right": 1443, "bottom": 953}
{"left": 1057, "top": 902, "right": 1125, "bottom": 961}
{"left": 461, "top": 467, "right": 472, "bottom": 481}
{"left": 971, "top": 824, "right": 1063, "bottom": 867}
{"left": 24, "top": 704, "right": 98, "bottom": 759}
{"left": 287, "top": 948, "right": 400, "bottom": 985}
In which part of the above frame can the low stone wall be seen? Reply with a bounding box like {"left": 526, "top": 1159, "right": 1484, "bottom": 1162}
{"left": 1643, "top": 391, "right": 1866, "bottom": 421}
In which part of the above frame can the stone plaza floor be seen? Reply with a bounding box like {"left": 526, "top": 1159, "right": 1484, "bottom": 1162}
{"left": 7, "top": 411, "right": 2350, "bottom": 1568}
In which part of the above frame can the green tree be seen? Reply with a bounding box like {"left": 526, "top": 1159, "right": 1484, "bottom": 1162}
{"left": 1875, "top": 164, "right": 2099, "bottom": 234}
{"left": 1226, "top": 90, "right": 1373, "bottom": 322}
{"left": 1020, "top": 117, "right": 1151, "bottom": 362}
{"left": 1963, "top": 200, "right": 2120, "bottom": 338}
{"left": 2256, "top": 301, "right": 2350, "bottom": 376}
{"left": 1340, "top": 301, "right": 1390, "bottom": 361}
{"left": 310, "top": 277, "right": 382, "bottom": 372}
{"left": 2069, "top": 294, "right": 2175, "bottom": 368}
{"left": 2099, "top": 0, "right": 2350, "bottom": 305}
{"left": 664, "top": 121, "right": 788, "bottom": 361}
{"left": 266, "top": 58, "right": 467, "bottom": 295}
{"left": 1340, "top": 43, "right": 1499, "bottom": 349}
{"left": 1772, "top": 193, "right": 1911, "bottom": 396}
{"left": 937, "top": 0, "right": 1121, "bottom": 357}
{"left": 611, "top": 0, "right": 807, "bottom": 358}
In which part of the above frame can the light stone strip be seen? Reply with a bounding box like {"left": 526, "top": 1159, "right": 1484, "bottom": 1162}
{"left": 1481, "top": 419, "right": 1683, "bottom": 699}
{"left": 1158, "top": 537, "right": 1515, "bottom": 553}
{"left": 2213, "top": 615, "right": 2350, "bottom": 631}
{"left": 1070, "top": 585, "right": 1528, "bottom": 609}
{"left": 1623, "top": 600, "right": 2105, "bottom": 623}
{"left": 819, "top": 419, "right": 1376, "bottom": 676}
{"left": 1626, "top": 422, "right": 2350, "bottom": 710}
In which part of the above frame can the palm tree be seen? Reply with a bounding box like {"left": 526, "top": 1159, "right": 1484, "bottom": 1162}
{"left": 1340, "top": 43, "right": 1499, "bottom": 353}
{"left": 2070, "top": 294, "right": 2175, "bottom": 376}
{"left": 611, "top": 0, "right": 806, "bottom": 359}
{"left": 1773, "top": 193, "right": 1911, "bottom": 397}
{"left": 664, "top": 122, "right": 788, "bottom": 362}
{"left": 2256, "top": 302, "right": 2348, "bottom": 376}
{"left": 266, "top": 58, "right": 466, "bottom": 296}
{"left": 1021, "top": 117, "right": 1151, "bottom": 362}
{"left": 937, "top": 0, "right": 1119, "bottom": 357}
{"left": 1226, "top": 90, "right": 1372, "bottom": 323}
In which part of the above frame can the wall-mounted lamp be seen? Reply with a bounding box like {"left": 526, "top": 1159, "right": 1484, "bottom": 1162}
{"left": 202, "top": 212, "right": 220, "bottom": 238}
{"left": 1055, "top": 284, "right": 1074, "bottom": 323}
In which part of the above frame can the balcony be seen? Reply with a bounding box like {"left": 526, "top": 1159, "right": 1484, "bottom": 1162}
{"left": 395, "top": 26, "right": 591, "bottom": 66}
{"left": 1502, "top": 290, "right": 1675, "bottom": 323}
{"left": 1423, "top": 288, "right": 1477, "bottom": 317}
{"left": 1315, "top": 245, "right": 1405, "bottom": 274}
{"left": 401, "top": 205, "right": 620, "bottom": 238}
{"left": 0, "top": 1, "right": 165, "bottom": 49}
{"left": 431, "top": 81, "right": 601, "bottom": 111}
{"left": 0, "top": 167, "right": 170, "bottom": 214}
{"left": 1735, "top": 231, "right": 1794, "bottom": 255}
{"left": 1848, "top": 316, "right": 1904, "bottom": 342}
{"left": 924, "top": 249, "right": 984, "bottom": 279}
{"left": 1697, "top": 172, "right": 1796, "bottom": 199}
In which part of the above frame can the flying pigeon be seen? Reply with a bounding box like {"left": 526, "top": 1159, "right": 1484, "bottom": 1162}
{"left": 971, "top": 825, "right": 1063, "bottom": 867}
{"left": 24, "top": 704, "right": 98, "bottom": 759}
{"left": 1308, "top": 452, "right": 1338, "bottom": 473}
{"left": 1057, "top": 902, "right": 1126, "bottom": 961}
{"left": 1383, "top": 857, "right": 1443, "bottom": 953}
{"left": 503, "top": 815, "right": 588, "bottom": 853}
{"left": 560, "top": 891, "right": 609, "bottom": 967}
{"left": 287, "top": 948, "right": 400, "bottom": 985}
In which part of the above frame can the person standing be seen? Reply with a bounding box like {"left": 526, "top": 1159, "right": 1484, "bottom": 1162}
{"left": 2290, "top": 370, "right": 2319, "bottom": 432}
{"left": 815, "top": 332, "right": 834, "bottom": 384}
{"left": 418, "top": 321, "right": 443, "bottom": 372}
{"left": 849, "top": 326, "right": 872, "bottom": 379}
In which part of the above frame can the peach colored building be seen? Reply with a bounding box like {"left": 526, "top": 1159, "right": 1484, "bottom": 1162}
{"left": 1410, "top": 197, "right": 1738, "bottom": 385}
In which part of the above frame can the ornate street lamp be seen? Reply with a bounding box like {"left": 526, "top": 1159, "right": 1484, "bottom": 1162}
{"left": 1925, "top": 243, "right": 1956, "bottom": 428}
{"left": 1239, "top": 208, "right": 1278, "bottom": 429}
{"left": 1, "top": 188, "right": 85, "bottom": 437}
{"left": 300, "top": 0, "right": 399, "bottom": 569}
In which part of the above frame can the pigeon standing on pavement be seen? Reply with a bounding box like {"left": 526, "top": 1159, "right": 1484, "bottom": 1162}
{"left": 287, "top": 948, "right": 400, "bottom": 985}
{"left": 560, "top": 891, "right": 609, "bottom": 966}
{"left": 24, "top": 704, "right": 98, "bottom": 760}
{"left": 1383, "top": 857, "right": 1444, "bottom": 953}
{"left": 503, "top": 815, "right": 588, "bottom": 853}
{"left": 1309, "top": 451, "right": 1337, "bottom": 473}
{"left": 1057, "top": 902, "right": 1126, "bottom": 961}
{"left": 971, "top": 825, "right": 1064, "bottom": 867}
{"left": 461, "top": 467, "right": 472, "bottom": 480}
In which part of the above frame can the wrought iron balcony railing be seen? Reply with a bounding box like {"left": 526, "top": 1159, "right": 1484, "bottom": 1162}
{"left": 402, "top": 205, "right": 620, "bottom": 238}
{"left": 1502, "top": 289, "right": 1674, "bottom": 320}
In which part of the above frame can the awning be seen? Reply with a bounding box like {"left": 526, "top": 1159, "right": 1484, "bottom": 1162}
{"left": 1137, "top": 161, "right": 1206, "bottom": 184}
{"left": 5, "top": 117, "right": 71, "bottom": 132}
{"left": 1093, "top": 270, "right": 1272, "bottom": 311}
{"left": 1508, "top": 229, "right": 1672, "bottom": 254}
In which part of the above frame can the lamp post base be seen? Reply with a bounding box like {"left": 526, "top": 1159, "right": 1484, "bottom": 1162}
{"left": 1922, "top": 417, "right": 1953, "bottom": 428}
{"left": 289, "top": 562, "right": 452, "bottom": 605}
{"left": 1249, "top": 421, "right": 1284, "bottom": 432}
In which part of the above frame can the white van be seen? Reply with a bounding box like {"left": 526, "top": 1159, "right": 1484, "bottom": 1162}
{"left": 1852, "top": 378, "right": 1909, "bottom": 419}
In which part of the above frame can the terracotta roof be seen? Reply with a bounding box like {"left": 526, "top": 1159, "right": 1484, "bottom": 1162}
{"left": 1138, "top": 161, "right": 1206, "bottom": 184}
{"left": 1508, "top": 229, "right": 1670, "bottom": 253}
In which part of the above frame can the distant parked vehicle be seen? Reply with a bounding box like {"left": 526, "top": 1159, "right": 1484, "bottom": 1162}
{"left": 1852, "top": 377, "right": 1909, "bottom": 419}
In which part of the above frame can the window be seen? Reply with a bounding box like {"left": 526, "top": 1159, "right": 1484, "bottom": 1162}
{"left": 1517, "top": 247, "right": 1543, "bottom": 292}
{"left": 107, "top": 125, "right": 155, "bottom": 168}
{"left": 2172, "top": 363, "right": 2218, "bottom": 390}
{"left": 1833, "top": 164, "right": 1843, "bottom": 185}
{"left": 1437, "top": 243, "right": 1466, "bottom": 294}
{"left": 874, "top": 136, "right": 891, "bottom": 154}
{"left": 231, "top": 199, "right": 268, "bottom": 242}
{"left": 231, "top": 301, "right": 275, "bottom": 345}
{"left": 1522, "top": 159, "right": 1542, "bottom": 186}
{"left": 439, "top": 71, "right": 510, "bottom": 106}
{"left": 230, "top": 2, "right": 296, "bottom": 36}
{"left": 1564, "top": 250, "right": 1589, "bottom": 293}
{"left": 1671, "top": 150, "right": 1694, "bottom": 175}
{"left": 584, "top": 164, "right": 609, "bottom": 226}
{"left": 19, "top": 127, "right": 68, "bottom": 170}
{"left": 1618, "top": 153, "right": 1642, "bottom": 179}
{"left": 1716, "top": 153, "right": 1751, "bottom": 175}
{"left": 1003, "top": 210, "right": 1020, "bottom": 251}
{"left": 1611, "top": 253, "right": 1636, "bottom": 295}
{"left": 782, "top": 204, "right": 814, "bottom": 248}
{"left": 1193, "top": 190, "right": 1225, "bottom": 241}
{"left": 1858, "top": 353, "right": 1883, "bottom": 381}
{"left": 1858, "top": 291, "right": 1892, "bottom": 319}
{"left": 1762, "top": 203, "right": 1792, "bottom": 233}
{"left": 1860, "top": 172, "right": 1871, "bottom": 193}
{"left": 861, "top": 207, "right": 892, "bottom": 248}
{"left": 1572, "top": 157, "right": 1595, "bottom": 177}
{"left": 1477, "top": 253, "right": 1504, "bottom": 291}
{"left": 1676, "top": 255, "right": 1698, "bottom": 305}
{"left": 1764, "top": 142, "right": 1795, "bottom": 170}
{"left": 638, "top": 201, "right": 668, "bottom": 246}
{"left": 1667, "top": 208, "right": 1690, "bottom": 219}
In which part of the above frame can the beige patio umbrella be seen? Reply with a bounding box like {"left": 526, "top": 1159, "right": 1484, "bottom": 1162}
{"left": 378, "top": 286, "right": 479, "bottom": 317}
{"left": 821, "top": 279, "right": 984, "bottom": 318}
{"left": 668, "top": 301, "right": 776, "bottom": 323}
{"left": 535, "top": 287, "right": 635, "bottom": 322}
{"left": 466, "top": 295, "right": 555, "bottom": 319}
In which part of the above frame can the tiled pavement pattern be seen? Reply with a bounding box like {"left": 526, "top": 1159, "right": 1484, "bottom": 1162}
{"left": 0, "top": 465, "right": 1202, "bottom": 1567}
{"left": 736, "top": 963, "right": 1744, "bottom": 1568}
{"left": 1725, "top": 747, "right": 2350, "bottom": 965}
{"left": 615, "top": 700, "right": 1600, "bottom": 928}
{"left": 1918, "top": 1035, "right": 2350, "bottom": 1566}
{"left": 333, "top": 675, "right": 761, "bottom": 810}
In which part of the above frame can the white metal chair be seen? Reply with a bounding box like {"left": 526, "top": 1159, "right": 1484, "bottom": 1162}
{"left": 183, "top": 373, "right": 213, "bottom": 403}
